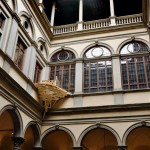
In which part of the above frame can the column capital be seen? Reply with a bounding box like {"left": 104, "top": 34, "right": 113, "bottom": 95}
{"left": 12, "top": 137, "right": 25, "bottom": 150}
{"left": 118, "top": 146, "right": 127, "bottom": 150}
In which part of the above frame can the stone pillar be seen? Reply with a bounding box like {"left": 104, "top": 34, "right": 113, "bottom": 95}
{"left": 75, "top": 60, "right": 83, "bottom": 94}
{"left": 6, "top": 18, "right": 18, "bottom": 58}
{"left": 50, "top": 2, "right": 56, "bottom": 27}
{"left": 109, "top": 0, "right": 116, "bottom": 26}
{"left": 28, "top": 46, "right": 36, "bottom": 81}
{"left": 77, "top": 0, "right": 83, "bottom": 30}
{"left": 73, "top": 147, "right": 83, "bottom": 150}
{"left": 118, "top": 146, "right": 127, "bottom": 150}
{"left": 112, "top": 56, "right": 122, "bottom": 91}
{"left": 12, "top": 137, "right": 24, "bottom": 150}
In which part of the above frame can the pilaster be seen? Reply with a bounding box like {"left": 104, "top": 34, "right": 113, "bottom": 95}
{"left": 74, "top": 60, "right": 83, "bottom": 94}
{"left": 6, "top": 18, "right": 18, "bottom": 59}
{"left": 12, "top": 137, "right": 24, "bottom": 150}
{"left": 112, "top": 56, "right": 122, "bottom": 91}
{"left": 28, "top": 46, "right": 36, "bottom": 81}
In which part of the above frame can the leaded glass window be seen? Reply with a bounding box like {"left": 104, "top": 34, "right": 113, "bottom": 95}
{"left": 14, "top": 37, "right": 27, "bottom": 70}
{"left": 120, "top": 41, "right": 150, "bottom": 90}
{"left": 49, "top": 50, "right": 75, "bottom": 93}
{"left": 83, "top": 46, "right": 113, "bottom": 93}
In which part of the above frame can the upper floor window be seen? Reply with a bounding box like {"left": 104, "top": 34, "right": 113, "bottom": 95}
{"left": 83, "top": 46, "right": 113, "bottom": 93}
{"left": 14, "top": 37, "right": 27, "bottom": 70}
{"left": 49, "top": 50, "right": 76, "bottom": 93}
{"left": 120, "top": 41, "right": 150, "bottom": 90}
{"left": 34, "top": 61, "right": 42, "bottom": 83}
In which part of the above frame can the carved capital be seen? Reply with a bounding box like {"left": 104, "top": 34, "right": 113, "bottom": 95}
{"left": 12, "top": 137, "right": 24, "bottom": 150}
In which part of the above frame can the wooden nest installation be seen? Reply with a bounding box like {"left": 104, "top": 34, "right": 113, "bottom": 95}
{"left": 35, "top": 80, "right": 70, "bottom": 114}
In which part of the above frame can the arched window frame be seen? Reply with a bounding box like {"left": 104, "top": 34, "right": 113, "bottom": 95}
{"left": 49, "top": 49, "right": 76, "bottom": 94}
{"left": 120, "top": 40, "right": 150, "bottom": 90}
{"left": 83, "top": 45, "right": 113, "bottom": 93}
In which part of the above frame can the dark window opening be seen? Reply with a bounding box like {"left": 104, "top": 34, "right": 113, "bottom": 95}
{"left": 83, "top": 0, "right": 110, "bottom": 21}
{"left": 114, "top": 0, "right": 142, "bottom": 17}
{"left": 0, "top": 13, "right": 6, "bottom": 29}
{"left": 54, "top": 0, "right": 79, "bottom": 26}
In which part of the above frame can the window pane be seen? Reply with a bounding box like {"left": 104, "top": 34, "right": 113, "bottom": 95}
{"left": 84, "top": 60, "right": 112, "bottom": 93}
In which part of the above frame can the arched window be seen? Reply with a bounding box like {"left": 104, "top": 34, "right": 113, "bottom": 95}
{"left": 120, "top": 41, "right": 150, "bottom": 90}
{"left": 83, "top": 46, "right": 113, "bottom": 93}
{"left": 49, "top": 50, "right": 76, "bottom": 93}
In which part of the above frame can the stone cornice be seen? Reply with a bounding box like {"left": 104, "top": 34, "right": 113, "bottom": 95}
{"left": 52, "top": 23, "right": 146, "bottom": 40}
{"left": 47, "top": 103, "right": 150, "bottom": 115}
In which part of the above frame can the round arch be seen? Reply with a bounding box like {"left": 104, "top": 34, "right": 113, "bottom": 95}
{"left": 23, "top": 121, "right": 41, "bottom": 147}
{"left": 77, "top": 124, "right": 121, "bottom": 147}
{"left": 116, "top": 37, "right": 150, "bottom": 54}
{"left": 18, "top": 11, "right": 36, "bottom": 40}
{"left": 122, "top": 122, "right": 150, "bottom": 145}
{"left": 48, "top": 47, "right": 78, "bottom": 61}
{"left": 0, "top": 105, "right": 23, "bottom": 137}
{"left": 41, "top": 125, "right": 77, "bottom": 147}
{"left": 36, "top": 37, "right": 49, "bottom": 60}
{"left": 80, "top": 42, "right": 115, "bottom": 58}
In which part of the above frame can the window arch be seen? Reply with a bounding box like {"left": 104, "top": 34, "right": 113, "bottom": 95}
{"left": 49, "top": 50, "right": 76, "bottom": 93}
{"left": 83, "top": 46, "right": 113, "bottom": 93}
{"left": 120, "top": 41, "right": 150, "bottom": 90}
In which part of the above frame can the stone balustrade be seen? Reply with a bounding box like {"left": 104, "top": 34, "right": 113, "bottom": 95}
{"left": 52, "top": 14, "right": 143, "bottom": 35}
{"left": 116, "top": 13, "right": 143, "bottom": 25}
{"left": 53, "top": 23, "right": 78, "bottom": 35}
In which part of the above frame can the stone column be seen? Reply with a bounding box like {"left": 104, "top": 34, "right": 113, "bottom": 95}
{"left": 12, "top": 137, "right": 24, "bottom": 150}
{"left": 118, "top": 146, "right": 127, "bottom": 150}
{"left": 6, "top": 18, "right": 18, "bottom": 58}
{"left": 75, "top": 60, "right": 83, "bottom": 94}
{"left": 109, "top": 0, "right": 116, "bottom": 26}
{"left": 77, "top": 0, "right": 83, "bottom": 30}
{"left": 50, "top": 2, "right": 56, "bottom": 27}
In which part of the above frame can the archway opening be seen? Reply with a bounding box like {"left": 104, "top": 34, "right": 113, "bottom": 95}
{"left": 126, "top": 126, "right": 150, "bottom": 150}
{"left": 22, "top": 126, "right": 35, "bottom": 150}
{"left": 81, "top": 128, "right": 118, "bottom": 150}
{"left": 42, "top": 130, "right": 73, "bottom": 150}
{"left": 0, "top": 110, "right": 14, "bottom": 149}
